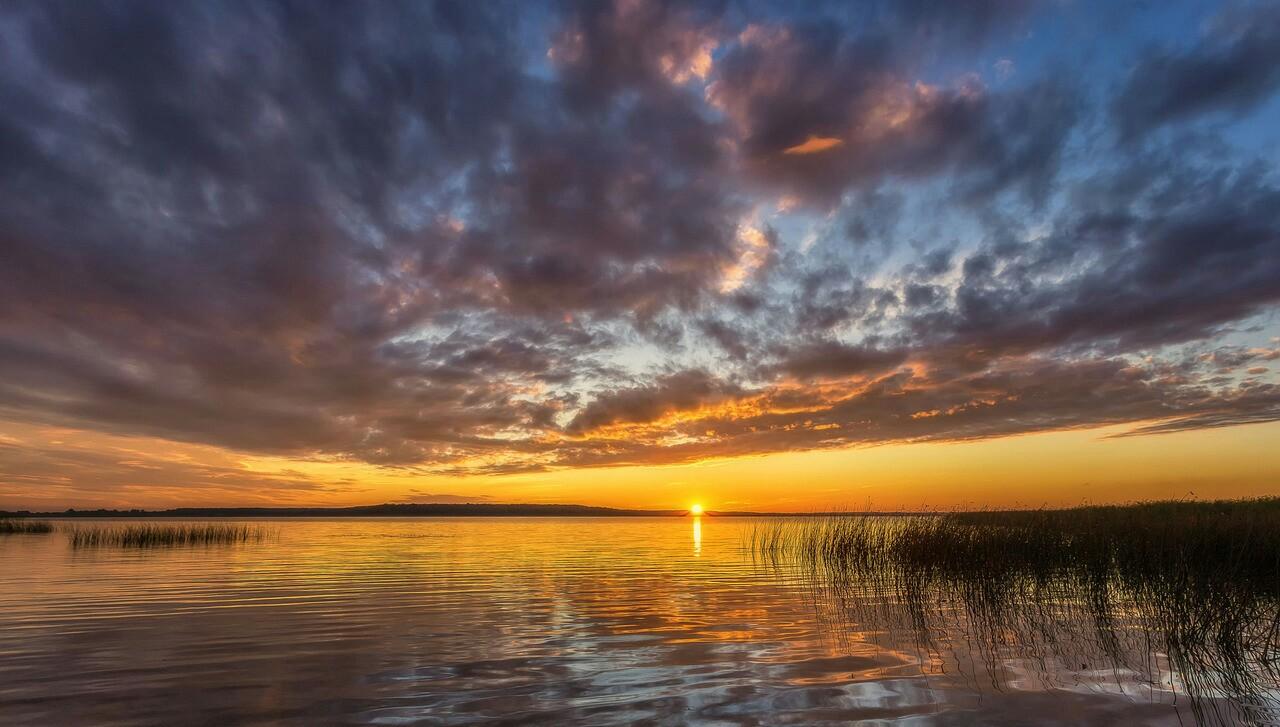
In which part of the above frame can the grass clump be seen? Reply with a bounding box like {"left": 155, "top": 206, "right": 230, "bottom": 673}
{"left": 747, "top": 498, "right": 1280, "bottom": 725}
{"left": 67, "top": 523, "right": 272, "bottom": 548}
{"left": 0, "top": 518, "right": 54, "bottom": 535}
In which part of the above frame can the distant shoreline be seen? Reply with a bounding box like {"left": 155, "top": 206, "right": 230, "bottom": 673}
{"left": 0, "top": 503, "right": 923, "bottom": 518}
{"left": 10, "top": 499, "right": 1273, "bottom": 518}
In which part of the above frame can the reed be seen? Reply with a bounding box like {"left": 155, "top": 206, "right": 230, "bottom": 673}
{"left": 746, "top": 498, "right": 1280, "bottom": 725}
{"left": 0, "top": 518, "right": 54, "bottom": 535}
{"left": 66, "top": 523, "right": 272, "bottom": 548}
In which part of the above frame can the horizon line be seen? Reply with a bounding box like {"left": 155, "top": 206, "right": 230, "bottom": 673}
{"left": 5, "top": 497, "right": 1275, "bottom": 518}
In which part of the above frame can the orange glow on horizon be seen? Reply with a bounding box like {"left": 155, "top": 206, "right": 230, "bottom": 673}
{"left": 1, "top": 420, "right": 1278, "bottom": 513}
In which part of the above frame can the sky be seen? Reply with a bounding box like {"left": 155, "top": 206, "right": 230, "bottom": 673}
{"left": 1, "top": 0, "right": 1279, "bottom": 511}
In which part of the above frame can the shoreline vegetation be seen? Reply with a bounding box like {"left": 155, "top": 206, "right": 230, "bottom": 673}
{"left": 747, "top": 497, "right": 1280, "bottom": 726}
{"left": 0, "top": 518, "right": 54, "bottom": 534}
{"left": 66, "top": 523, "right": 273, "bottom": 548}
{"left": 1, "top": 517, "right": 273, "bottom": 548}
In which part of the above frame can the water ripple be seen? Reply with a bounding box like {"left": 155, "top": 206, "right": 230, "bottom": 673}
{"left": 0, "top": 518, "right": 1203, "bottom": 725}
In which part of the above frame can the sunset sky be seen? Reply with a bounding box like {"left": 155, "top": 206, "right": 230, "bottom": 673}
{"left": 1, "top": 0, "right": 1278, "bottom": 511}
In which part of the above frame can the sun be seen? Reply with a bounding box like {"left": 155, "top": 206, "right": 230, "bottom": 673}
{"left": 690, "top": 503, "right": 704, "bottom": 516}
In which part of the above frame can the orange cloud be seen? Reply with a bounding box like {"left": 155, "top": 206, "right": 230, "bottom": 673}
{"left": 783, "top": 135, "right": 844, "bottom": 155}
{"left": 719, "top": 222, "right": 772, "bottom": 292}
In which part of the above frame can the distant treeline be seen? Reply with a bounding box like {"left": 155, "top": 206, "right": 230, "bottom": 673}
{"left": 0, "top": 503, "right": 693, "bottom": 518}
{"left": 0, "top": 503, "right": 934, "bottom": 518}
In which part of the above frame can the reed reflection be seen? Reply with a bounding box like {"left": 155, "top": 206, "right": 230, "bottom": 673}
{"left": 748, "top": 500, "right": 1280, "bottom": 726}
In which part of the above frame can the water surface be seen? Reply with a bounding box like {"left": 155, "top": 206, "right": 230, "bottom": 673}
{"left": 0, "top": 518, "right": 1215, "bottom": 725}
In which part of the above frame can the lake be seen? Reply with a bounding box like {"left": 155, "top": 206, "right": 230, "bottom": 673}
{"left": 0, "top": 517, "right": 1238, "bottom": 725}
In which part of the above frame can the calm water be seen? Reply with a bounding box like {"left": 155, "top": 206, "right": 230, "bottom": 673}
{"left": 0, "top": 518, "right": 1214, "bottom": 725}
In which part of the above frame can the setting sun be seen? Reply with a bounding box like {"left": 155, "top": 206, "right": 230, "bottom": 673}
{"left": 690, "top": 503, "right": 704, "bottom": 516}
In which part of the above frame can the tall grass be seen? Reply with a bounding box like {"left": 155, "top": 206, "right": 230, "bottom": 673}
{"left": 67, "top": 523, "right": 272, "bottom": 548}
{"left": 0, "top": 518, "right": 54, "bottom": 535}
{"left": 747, "top": 498, "right": 1280, "bottom": 725}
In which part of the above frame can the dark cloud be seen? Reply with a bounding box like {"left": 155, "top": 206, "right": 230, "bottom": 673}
{"left": 550, "top": 0, "right": 724, "bottom": 104}
{"left": 915, "top": 159, "right": 1280, "bottom": 357}
{"left": 566, "top": 370, "right": 741, "bottom": 435}
{"left": 768, "top": 342, "right": 906, "bottom": 380}
{"left": 708, "top": 22, "right": 1078, "bottom": 206}
{"left": 1114, "top": 4, "right": 1280, "bottom": 140}
{"left": 884, "top": 0, "right": 1034, "bottom": 50}
{"left": 0, "top": 0, "right": 735, "bottom": 468}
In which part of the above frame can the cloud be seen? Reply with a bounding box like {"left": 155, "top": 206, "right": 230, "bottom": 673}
{"left": 405, "top": 491, "right": 493, "bottom": 504}
{"left": 566, "top": 370, "right": 742, "bottom": 436}
{"left": 920, "top": 158, "right": 1280, "bottom": 357}
{"left": 707, "top": 22, "right": 1079, "bottom": 207}
{"left": 0, "top": 426, "right": 363, "bottom": 508}
{"left": 1113, "top": 4, "right": 1280, "bottom": 139}
{"left": 767, "top": 342, "right": 907, "bottom": 380}
{"left": 994, "top": 58, "right": 1015, "bottom": 81}
{"left": 783, "top": 135, "right": 845, "bottom": 155}
{"left": 540, "top": 355, "right": 1280, "bottom": 470}
{"left": 0, "top": 0, "right": 1275, "bottom": 491}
